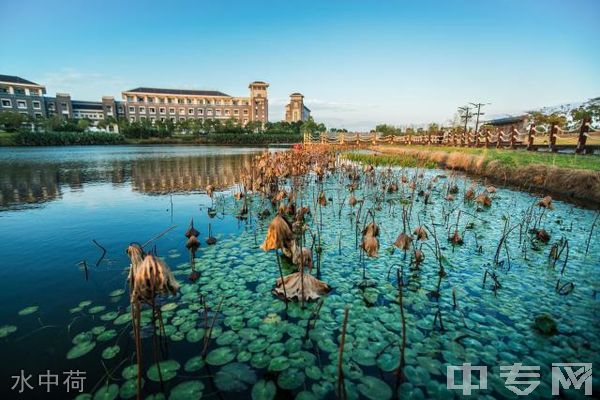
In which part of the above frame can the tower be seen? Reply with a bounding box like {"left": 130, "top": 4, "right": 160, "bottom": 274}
{"left": 249, "top": 81, "right": 269, "bottom": 123}
{"left": 285, "top": 93, "right": 310, "bottom": 122}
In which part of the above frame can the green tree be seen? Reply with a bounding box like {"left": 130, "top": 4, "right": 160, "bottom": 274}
{"left": 0, "top": 111, "right": 28, "bottom": 132}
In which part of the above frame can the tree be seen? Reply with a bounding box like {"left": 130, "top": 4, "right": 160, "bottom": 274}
{"left": 77, "top": 119, "right": 91, "bottom": 132}
{"left": 0, "top": 111, "right": 28, "bottom": 132}
{"left": 570, "top": 98, "right": 600, "bottom": 124}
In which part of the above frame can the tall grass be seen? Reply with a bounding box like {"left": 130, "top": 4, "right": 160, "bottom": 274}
{"left": 344, "top": 152, "right": 438, "bottom": 168}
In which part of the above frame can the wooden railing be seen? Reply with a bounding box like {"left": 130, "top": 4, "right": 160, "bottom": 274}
{"left": 305, "top": 118, "right": 600, "bottom": 153}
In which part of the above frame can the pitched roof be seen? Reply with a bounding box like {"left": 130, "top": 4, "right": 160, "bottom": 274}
{"left": 0, "top": 74, "right": 42, "bottom": 86}
{"left": 124, "top": 87, "right": 230, "bottom": 97}
{"left": 484, "top": 115, "right": 528, "bottom": 126}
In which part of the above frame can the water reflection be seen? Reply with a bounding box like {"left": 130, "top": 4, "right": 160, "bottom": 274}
{"left": 0, "top": 146, "right": 262, "bottom": 209}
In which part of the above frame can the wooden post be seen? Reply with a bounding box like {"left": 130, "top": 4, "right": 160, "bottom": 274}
{"left": 408, "top": 132, "right": 412, "bottom": 145}
{"left": 575, "top": 117, "right": 591, "bottom": 154}
{"left": 527, "top": 124, "right": 535, "bottom": 151}
{"left": 510, "top": 125, "right": 517, "bottom": 149}
{"left": 496, "top": 130, "right": 502, "bottom": 148}
{"left": 428, "top": 131, "right": 432, "bottom": 146}
{"left": 485, "top": 130, "right": 490, "bottom": 148}
{"left": 549, "top": 123, "right": 557, "bottom": 152}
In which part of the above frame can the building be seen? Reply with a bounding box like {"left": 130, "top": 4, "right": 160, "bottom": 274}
{"left": 121, "top": 81, "right": 269, "bottom": 125}
{"left": 285, "top": 92, "right": 311, "bottom": 122}
{"left": 0, "top": 74, "right": 47, "bottom": 118}
{"left": 482, "top": 115, "right": 530, "bottom": 131}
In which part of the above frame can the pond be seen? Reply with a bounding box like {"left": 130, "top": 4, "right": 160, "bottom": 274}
{"left": 0, "top": 145, "right": 598, "bottom": 399}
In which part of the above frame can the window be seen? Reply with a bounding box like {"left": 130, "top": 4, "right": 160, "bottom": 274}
{"left": 129, "top": 117, "right": 135, "bottom": 122}
{"left": 139, "top": 106, "right": 145, "bottom": 113}
{"left": 197, "top": 109, "right": 203, "bottom": 115}
{"left": 29, "top": 89, "right": 39, "bottom": 96}
{"left": 0, "top": 87, "right": 8, "bottom": 94}
{"left": 207, "top": 100, "right": 213, "bottom": 105}
{"left": 159, "top": 107, "right": 166, "bottom": 114}
{"left": 215, "top": 109, "right": 221, "bottom": 116}
{"left": 147, "top": 98, "right": 154, "bottom": 103}
{"left": 127, "top": 96, "right": 134, "bottom": 102}
{"left": 169, "top": 108, "right": 175, "bottom": 114}
{"left": 178, "top": 108, "right": 185, "bottom": 115}
{"left": 224, "top": 109, "right": 231, "bottom": 116}
{"left": 188, "top": 108, "right": 195, "bottom": 115}
{"left": 206, "top": 109, "right": 213, "bottom": 116}
{"left": 137, "top": 97, "right": 144, "bottom": 102}
{"left": 178, "top": 99, "right": 184, "bottom": 104}
{"left": 186, "top": 99, "right": 192, "bottom": 104}
{"left": 140, "top": 116, "right": 146, "bottom": 121}
{"left": 233, "top": 109, "right": 239, "bottom": 115}
{"left": 1, "top": 99, "right": 11, "bottom": 107}
{"left": 159, "top": 98, "right": 165, "bottom": 104}
{"left": 35, "top": 112, "right": 42, "bottom": 118}
{"left": 243, "top": 119, "right": 248, "bottom": 124}
{"left": 168, "top": 98, "right": 174, "bottom": 104}
{"left": 17, "top": 100, "right": 27, "bottom": 109}
{"left": 179, "top": 117, "right": 186, "bottom": 121}
{"left": 105, "top": 106, "right": 112, "bottom": 113}
{"left": 243, "top": 110, "right": 249, "bottom": 115}
{"left": 150, "top": 117, "right": 156, "bottom": 123}
{"left": 32, "top": 101, "right": 41, "bottom": 109}
{"left": 149, "top": 107, "right": 156, "bottom": 114}
{"left": 128, "top": 106, "right": 135, "bottom": 113}
{"left": 15, "top": 88, "right": 25, "bottom": 95}
{"left": 160, "top": 117, "right": 165, "bottom": 122}
{"left": 61, "top": 102, "right": 68, "bottom": 109}
{"left": 200, "top": 99, "right": 206, "bottom": 105}
{"left": 48, "top": 103, "right": 55, "bottom": 111}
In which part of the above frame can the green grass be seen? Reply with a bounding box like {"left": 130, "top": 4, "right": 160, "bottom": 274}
{"left": 372, "top": 146, "right": 600, "bottom": 171}
{"left": 344, "top": 152, "right": 438, "bottom": 168}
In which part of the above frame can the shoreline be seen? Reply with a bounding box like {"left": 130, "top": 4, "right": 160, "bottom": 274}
{"left": 350, "top": 145, "right": 600, "bottom": 206}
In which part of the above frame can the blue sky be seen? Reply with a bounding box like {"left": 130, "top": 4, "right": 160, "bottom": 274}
{"left": 1, "top": 0, "right": 598, "bottom": 130}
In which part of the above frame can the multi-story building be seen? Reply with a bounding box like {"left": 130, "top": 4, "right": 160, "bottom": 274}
{"left": 0, "top": 74, "right": 47, "bottom": 118}
{"left": 285, "top": 92, "right": 311, "bottom": 122}
{"left": 122, "top": 81, "right": 269, "bottom": 125}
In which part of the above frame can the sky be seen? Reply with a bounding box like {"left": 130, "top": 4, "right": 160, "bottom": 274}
{"left": 1, "top": 0, "right": 599, "bottom": 130}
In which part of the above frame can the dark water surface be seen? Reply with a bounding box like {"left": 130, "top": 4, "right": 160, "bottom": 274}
{"left": 0, "top": 145, "right": 598, "bottom": 400}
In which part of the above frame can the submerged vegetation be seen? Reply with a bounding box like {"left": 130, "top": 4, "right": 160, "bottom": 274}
{"left": 2, "top": 145, "right": 598, "bottom": 399}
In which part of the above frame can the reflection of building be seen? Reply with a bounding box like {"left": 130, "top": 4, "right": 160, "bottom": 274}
{"left": 0, "top": 163, "right": 61, "bottom": 208}
{"left": 122, "top": 81, "right": 269, "bottom": 125}
{"left": 285, "top": 92, "right": 310, "bottom": 122}
{"left": 130, "top": 154, "right": 254, "bottom": 194}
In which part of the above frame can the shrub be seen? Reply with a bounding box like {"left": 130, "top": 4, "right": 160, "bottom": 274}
{"left": 14, "top": 131, "right": 126, "bottom": 146}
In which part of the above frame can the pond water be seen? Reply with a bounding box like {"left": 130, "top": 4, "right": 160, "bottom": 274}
{"left": 0, "top": 145, "right": 598, "bottom": 399}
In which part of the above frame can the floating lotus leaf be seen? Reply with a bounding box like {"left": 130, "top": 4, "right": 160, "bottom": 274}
{"left": 145, "top": 392, "right": 166, "bottom": 400}
{"left": 170, "top": 331, "right": 185, "bottom": 341}
{"left": 72, "top": 331, "right": 93, "bottom": 344}
{"left": 91, "top": 326, "right": 106, "bottom": 335}
{"left": 100, "top": 311, "right": 118, "bottom": 321}
{"left": 357, "top": 376, "right": 392, "bottom": 400}
{"left": 161, "top": 302, "right": 178, "bottom": 312}
{"left": 102, "top": 345, "right": 120, "bottom": 359}
{"left": 18, "top": 306, "right": 39, "bottom": 316}
{"left": 184, "top": 356, "right": 205, "bottom": 372}
{"left": 79, "top": 300, "right": 92, "bottom": 308}
{"left": 146, "top": 360, "right": 180, "bottom": 382}
{"left": 363, "top": 288, "right": 379, "bottom": 305}
{"left": 178, "top": 320, "right": 195, "bottom": 333}
{"left": 277, "top": 368, "right": 305, "bottom": 390}
{"left": 376, "top": 352, "right": 400, "bottom": 372}
{"left": 97, "top": 329, "right": 117, "bottom": 342}
{"left": 75, "top": 394, "right": 92, "bottom": 400}
{"left": 67, "top": 341, "right": 96, "bottom": 359}
{"left": 121, "top": 364, "right": 138, "bottom": 380}
{"left": 251, "top": 380, "right": 276, "bottom": 400}
{"left": 113, "top": 313, "right": 132, "bottom": 325}
{"left": 248, "top": 338, "right": 269, "bottom": 353}
{"left": 70, "top": 306, "right": 82, "bottom": 313}
{"left": 206, "top": 347, "right": 236, "bottom": 366}
{"left": 238, "top": 328, "right": 259, "bottom": 341}
{"left": 93, "top": 383, "right": 119, "bottom": 400}
{"left": 216, "top": 330, "right": 239, "bottom": 346}
{"left": 352, "top": 348, "right": 377, "bottom": 366}
{"left": 215, "top": 362, "right": 257, "bottom": 392}
{"left": 186, "top": 328, "right": 204, "bottom": 343}
{"left": 250, "top": 352, "right": 271, "bottom": 369}
{"left": 305, "top": 365, "right": 322, "bottom": 380}
{"left": 0, "top": 325, "right": 17, "bottom": 338}
{"left": 89, "top": 306, "right": 106, "bottom": 314}
{"left": 168, "top": 381, "right": 204, "bottom": 400}
{"left": 237, "top": 351, "right": 252, "bottom": 363}
{"left": 289, "top": 351, "right": 317, "bottom": 369}
{"left": 119, "top": 378, "right": 142, "bottom": 399}
{"left": 109, "top": 289, "right": 125, "bottom": 297}
{"left": 268, "top": 356, "right": 289, "bottom": 371}
{"left": 296, "top": 391, "right": 318, "bottom": 400}
{"left": 266, "top": 342, "right": 285, "bottom": 357}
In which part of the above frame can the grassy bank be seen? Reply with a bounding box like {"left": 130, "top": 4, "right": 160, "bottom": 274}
{"left": 346, "top": 146, "right": 600, "bottom": 204}
{"left": 1, "top": 131, "right": 301, "bottom": 146}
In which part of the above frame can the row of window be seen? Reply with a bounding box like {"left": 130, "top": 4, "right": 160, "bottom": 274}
{"left": 1, "top": 99, "right": 42, "bottom": 109}
{"left": 129, "top": 116, "right": 250, "bottom": 124}
{"left": 126, "top": 96, "right": 249, "bottom": 106}
{"left": 128, "top": 106, "right": 249, "bottom": 117}
{"left": 0, "top": 87, "right": 42, "bottom": 96}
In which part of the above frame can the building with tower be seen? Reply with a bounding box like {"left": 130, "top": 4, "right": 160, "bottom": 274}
{"left": 285, "top": 92, "right": 311, "bottom": 122}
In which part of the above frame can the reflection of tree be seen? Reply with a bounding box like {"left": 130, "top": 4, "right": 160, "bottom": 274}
{"left": 131, "top": 154, "right": 254, "bottom": 194}
{"left": 0, "top": 152, "right": 256, "bottom": 208}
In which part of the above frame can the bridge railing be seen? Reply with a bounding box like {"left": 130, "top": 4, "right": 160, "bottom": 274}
{"left": 304, "top": 118, "right": 600, "bottom": 153}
